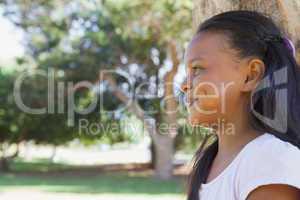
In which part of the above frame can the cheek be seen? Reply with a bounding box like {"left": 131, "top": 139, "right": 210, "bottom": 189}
{"left": 188, "top": 78, "right": 241, "bottom": 125}
{"left": 222, "top": 80, "right": 242, "bottom": 113}
{"left": 187, "top": 78, "right": 222, "bottom": 125}
{"left": 195, "top": 84, "right": 220, "bottom": 111}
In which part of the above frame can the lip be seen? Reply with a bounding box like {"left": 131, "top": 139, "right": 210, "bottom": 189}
{"left": 187, "top": 98, "right": 199, "bottom": 107}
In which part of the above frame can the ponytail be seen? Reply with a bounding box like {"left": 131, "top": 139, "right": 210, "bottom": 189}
{"left": 187, "top": 139, "right": 218, "bottom": 200}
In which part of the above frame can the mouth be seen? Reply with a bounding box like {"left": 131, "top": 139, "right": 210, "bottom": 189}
{"left": 187, "top": 98, "right": 199, "bottom": 107}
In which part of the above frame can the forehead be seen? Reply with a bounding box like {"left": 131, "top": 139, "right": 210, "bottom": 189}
{"left": 184, "top": 32, "right": 231, "bottom": 64}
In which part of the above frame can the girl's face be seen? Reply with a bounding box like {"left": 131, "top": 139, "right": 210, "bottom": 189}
{"left": 181, "top": 31, "right": 251, "bottom": 127}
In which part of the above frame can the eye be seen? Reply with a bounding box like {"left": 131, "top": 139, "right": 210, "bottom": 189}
{"left": 191, "top": 65, "right": 206, "bottom": 76}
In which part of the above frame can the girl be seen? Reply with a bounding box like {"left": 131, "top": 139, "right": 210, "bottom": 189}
{"left": 181, "top": 10, "right": 300, "bottom": 200}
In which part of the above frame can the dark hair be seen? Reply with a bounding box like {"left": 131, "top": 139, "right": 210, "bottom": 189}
{"left": 187, "top": 10, "right": 300, "bottom": 200}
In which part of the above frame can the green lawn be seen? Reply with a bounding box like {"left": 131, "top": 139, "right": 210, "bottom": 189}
{"left": 9, "top": 158, "right": 71, "bottom": 172}
{"left": 0, "top": 159, "right": 186, "bottom": 200}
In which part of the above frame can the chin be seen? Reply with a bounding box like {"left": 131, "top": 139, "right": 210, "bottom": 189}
{"left": 187, "top": 100, "right": 220, "bottom": 126}
{"left": 188, "top": 113, "right": 218, "bottom": 127}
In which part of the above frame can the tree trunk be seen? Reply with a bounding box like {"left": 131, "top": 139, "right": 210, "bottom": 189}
{"left": 0, "top": 143, "right": 19, "bottom": 172}
{"left": 50, "top": 145, "right": 57, "bottom": 162}
{"left": 0, "top": 145, "right": 10, "bottom": 172}
{"left": 193, "top": 0, "right": 300, "bottom": 64}
{"left": 150, "top": 140, "right": 156, "bottom": 169}
{"left": 10, "top": 143, "right": 20, "bottom": 159}
{"left": 0, "top": 158, "right": 10, "bottom": 172}
{"left": 100, "top": 40, "right": 180, "bottom": 180}
{"left": 152, "top": 134, "right": 174, "bottom": 180}
{"left": 149, "top": 40, "right": 180, "bottom": 179}
{"left": 143, "top": 117, "right": 175, "bottom": 180}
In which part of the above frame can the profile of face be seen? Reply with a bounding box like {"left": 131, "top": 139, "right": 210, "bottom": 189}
{"left": 181, "top": 31, "right": 265, "bottom": 128}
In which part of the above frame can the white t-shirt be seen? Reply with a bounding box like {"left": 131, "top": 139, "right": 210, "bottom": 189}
{"left": 199, "top": 133, "right": 300, "bottom": 200}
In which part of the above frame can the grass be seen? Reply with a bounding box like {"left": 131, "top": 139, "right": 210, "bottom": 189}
{"left": 0, "top": 159, "right": 186, "bottom": 199}
{"left": 0, "top": 173, "right": 185, "bottom": 194}
{"left": 9, "top": 158, "right": 71, "bottom": 172}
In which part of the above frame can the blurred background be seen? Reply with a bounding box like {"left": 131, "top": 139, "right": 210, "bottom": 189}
{"left": 0, "top": 1, "right": 199, "bottom": 200}
{"left": 0, "top": 0, "right": 299, "bottom": 200}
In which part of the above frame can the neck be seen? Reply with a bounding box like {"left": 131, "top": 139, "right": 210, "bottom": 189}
{"left": 214, "top": 110, "right": 263, "bottom": 157}
{"left": 217, "top": 125, "right": 261, "bottom": 157}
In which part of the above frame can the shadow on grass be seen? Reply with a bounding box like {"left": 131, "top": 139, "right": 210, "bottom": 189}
{"left": 0, "top": 172, "right": 185, "bottom": 195}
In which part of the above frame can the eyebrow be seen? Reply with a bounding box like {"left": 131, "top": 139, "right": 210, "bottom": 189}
{"left": 184, "top": 48, "right": 206, "bottom": 62}
{"left": 191, "top": 59, "right": 204, "bottom": 65}
{"left": 185, "top": 56, "right": 205, "bottom": 68}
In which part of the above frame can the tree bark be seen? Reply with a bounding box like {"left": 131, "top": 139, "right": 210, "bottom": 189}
{"left": 0, "top": 144, "right": 10, "bottom": 172}
{"left": 0, "top": 157, "right": 10, "bottom": 172}
{"left": 152, "top": 134, "right": 174, "bottom": 180}
{"left": 150, "top": 140, "right": 156, "bottom": 169}
{"left": 193, "top": 0, "right": 300, "bottom": 64}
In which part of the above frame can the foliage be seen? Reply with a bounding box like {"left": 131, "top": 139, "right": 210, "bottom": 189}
{"left": 0, "top": 0, "right": 196, "bottom": 157}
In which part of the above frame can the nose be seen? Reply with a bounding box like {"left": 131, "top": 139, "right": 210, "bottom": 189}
{"left": 181, "top": 78, "right": 192, "bottom": 106}
{"left": 181, "top": 78, "right": 191, "bottom": 93}
{"left": 181, "top": 82, "right": 188, "bottom": 93}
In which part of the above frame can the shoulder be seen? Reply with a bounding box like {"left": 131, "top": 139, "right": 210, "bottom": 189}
{"left": 235, "top": 133, "right": 300, "bottom": 200}
{"left": 243, "top": 133, "right": 300, "bottom": 164}
{"left": 240, "top": 133, "right": 300, "bottom": 169}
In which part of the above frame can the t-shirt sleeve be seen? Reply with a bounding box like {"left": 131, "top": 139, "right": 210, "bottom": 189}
{"left": 236, "top": 140, "right": 300, "bottom": 200}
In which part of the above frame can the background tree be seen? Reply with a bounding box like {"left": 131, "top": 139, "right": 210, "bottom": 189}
{"left": 0, "top": 69, "right": 20, "bottom": 171}
{"left": 0, "top": 67, "right": 76, "bottom": 171}
{"left": 193, "top": 0, "right": 300, "bottom": 64}
{"left": 1, "top": 0, "right": 194, "bottom": 179}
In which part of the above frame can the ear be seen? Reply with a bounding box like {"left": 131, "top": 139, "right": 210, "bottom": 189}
{"left": 241, "top": 59, "right": 265, "bottom": 92}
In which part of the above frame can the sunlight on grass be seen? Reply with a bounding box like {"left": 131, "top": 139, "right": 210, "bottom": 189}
{"left": 0, "top": 159, "right": 186, "bottom": 200}
{"left": 0, "top": 172, "right": 185, "bottom": 199}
